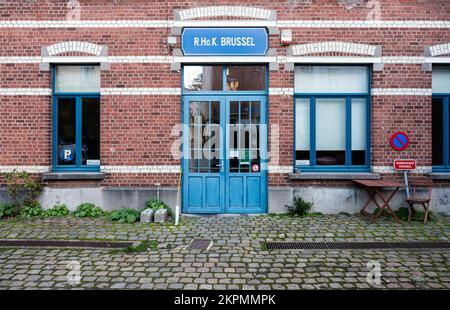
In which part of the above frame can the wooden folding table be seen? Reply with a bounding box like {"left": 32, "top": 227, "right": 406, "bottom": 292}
{"left": 353, "top": 180, "right": 404, "bottom": 223}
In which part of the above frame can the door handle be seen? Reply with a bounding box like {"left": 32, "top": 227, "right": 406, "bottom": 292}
{"left": 216, "top": 161, "right": 225, "bottom": 172}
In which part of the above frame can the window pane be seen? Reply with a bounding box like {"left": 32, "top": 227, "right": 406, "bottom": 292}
{"left": 351, "top": 98, "right": 367, "bottom": 165}
{"left": 250, "top": 101, "right": 260, "bottom": 173}
{"left": 432, "top": 98, "right": 444, "bottom": 165}
{"left": 432, "top": 66, "right": 450, "bottom": 93}
{"left": 316, "top": 98, "right": 346, "bottom": 165}
{"left": 57, "top": 98, "right": 76, "bottom": 165}
{"left": 295, "top": 98, "right": 310, "bottom": 164}
{"left": 189, "top": 101, "right": 210, "bottom": 173}
{"left": 227, "top": 66, "right": 266, "bottom": 91}
{"left": 82, "top": 98, "right": 100, "bottom": 166}
{"left": 229, "top": 101, "right": 240, "bottom": 172}
{"left": 209, "top": 101, "right": 220, "bottom": 173}
{"left": 183, "top": 66, "right": 223, "bottom": 91}
{"left": 55, "top": 65, "right": 100, "bottom": 93}
{"left": 295, "top": 66, "right": 368, "bottom": 93}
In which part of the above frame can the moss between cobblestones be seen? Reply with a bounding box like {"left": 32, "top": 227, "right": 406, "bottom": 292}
{"left": 110, "top": 240, "right": 158, "bottom": 254}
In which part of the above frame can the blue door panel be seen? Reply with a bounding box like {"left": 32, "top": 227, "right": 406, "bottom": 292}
{"left": 246, "top": 177, "right": 261, "bottom": 207}
{"left": 229, "top": 176, "right": 243, "bottom": 207}
{"left": 205, "top": 177, "right": 221, "bottom": 208}
{"left": 188, "top": 177, "right": 203, "bottom": 207}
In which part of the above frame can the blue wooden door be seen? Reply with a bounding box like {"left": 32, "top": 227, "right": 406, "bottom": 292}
{"left": 182, "top": 95, "right": 267, "bottom": 213}
{"left": 225, "top": 96, "right": 267, "bottom": 213}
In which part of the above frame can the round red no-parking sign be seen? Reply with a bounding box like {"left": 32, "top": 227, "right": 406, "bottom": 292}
{"left": 389, "top": 131, "right": 410, "bottom": 151}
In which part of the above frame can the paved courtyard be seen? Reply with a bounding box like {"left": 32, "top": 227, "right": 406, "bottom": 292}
{"left": 0, "top": 214, "right": 449, "bottom": 290}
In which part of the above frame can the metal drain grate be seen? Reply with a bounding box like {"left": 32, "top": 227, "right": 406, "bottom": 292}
{"left": 264, "top": 241, "right": 450, "bottom": 250}
{"left": 0, "top": 239, "right": 133, "bottom": 249}
{"left": 186, "top": 239, "right": 213, "bottom": 250}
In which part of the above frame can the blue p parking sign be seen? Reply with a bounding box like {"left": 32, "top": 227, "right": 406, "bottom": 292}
{"left": 59, "top": 147, "right": 74, "bottom": 162}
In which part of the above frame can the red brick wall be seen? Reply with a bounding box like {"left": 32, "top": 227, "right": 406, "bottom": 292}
{"left": 0, "top": 0, "right": 449, "bottom": 188}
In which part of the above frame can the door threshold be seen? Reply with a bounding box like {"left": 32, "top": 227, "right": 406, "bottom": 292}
{"left": 182, "top": 213, "right": 266, "bottom": 217}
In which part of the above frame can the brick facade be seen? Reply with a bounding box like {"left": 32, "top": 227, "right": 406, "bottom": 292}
{"left": 0, "top": 0, "right": 450, "bottom": 206}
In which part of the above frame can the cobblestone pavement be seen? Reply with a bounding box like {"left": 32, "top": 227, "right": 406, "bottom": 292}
{"left": 0, "top": 214, "right": 449, "bottom": 289}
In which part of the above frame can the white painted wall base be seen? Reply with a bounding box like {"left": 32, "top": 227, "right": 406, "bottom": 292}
{"left": 0, "top": 186, "right": 448, "bottom": 215}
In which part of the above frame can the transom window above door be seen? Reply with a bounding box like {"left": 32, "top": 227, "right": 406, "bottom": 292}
{"left": 183, "top": 65, "right": 267, "bottom": 93}
{"left": 294, "top": 65, "right": 371, "bottom": 172}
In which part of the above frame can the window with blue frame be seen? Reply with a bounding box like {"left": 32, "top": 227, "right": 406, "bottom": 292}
{"left": 294, "top": 65, "right": 371, "bottom": 172}
{"left": 432, "top": 66, "right": 450, "bottom": 171}
{"left": 52, "top": 65, "right": 101, "bottom": 171}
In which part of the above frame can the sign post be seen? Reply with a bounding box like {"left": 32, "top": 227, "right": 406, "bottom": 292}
{"left": 389, "top": 131, "right": 413, "bottom": 198}
{"left": 393, "top": 160, "right": 416, "bottom": 198}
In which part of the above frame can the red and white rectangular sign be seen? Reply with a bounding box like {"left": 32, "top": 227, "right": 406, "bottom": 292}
{"left": 393, "top": 159, "right": 416, "bottom": 171}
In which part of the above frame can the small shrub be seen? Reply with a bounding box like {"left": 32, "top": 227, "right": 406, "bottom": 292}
{"left": 145, "top": 198, "right": 172, "bottom": 216}
{"left": 43, "top": 204, "right": 70, "bottom": 217}
{"left": 285, "top": 195, "right": 313, "bottom": 217}
{"left": 396, "top": 207, "right": 432, "bottom": 222}
{"left": 0, "top": 203, "right": 14, "bottom": 219}
{"left": 5, "top": 169, "right": 42, "bottom": 214}
{"left": 20, "top": 200, "right": 43, "bottom": 217}
{"left": 73, "top": 203, "right": 103, "bottom": 218}
{"left": 108, "top": 208, "right": 140, "bottom": 223}
{"left": 338, "top": 211, "right": 351, "bottom": 216}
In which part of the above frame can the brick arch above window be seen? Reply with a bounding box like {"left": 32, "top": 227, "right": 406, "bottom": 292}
{"left": 285, "top": 41, "right": 383, "bottom": 71}
{"left": 40, "top": 41, "right": 109, "bottom": 71}
{"left": 426, "top": 43, "right": 450, "bottom": 57}
{"left": 174, "top": 6, "right": 276, "bottom": 21}
{"left": 45, "top": 41, "right": 105, "bottom": 57}
{"left": 288, "top": 42, "right": 381, "bottom": 57}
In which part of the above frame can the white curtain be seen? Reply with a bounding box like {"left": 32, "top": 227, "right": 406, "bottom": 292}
{"left": 295, "top": 66, "right": 368, "bottom": 93}
{"left": 316, "top": 98, "right": 346, "bottom": 150}
{"left": 432, "top": 66, "right": 450, "bottom": 93}
{"left": 55, "top": 65, "right": 100, "bottom": 92}
{"left": 351, "top": 99, "right": 366, "bottom": 151}
{"left": 295, "top": 98, "right": 310, "bottom": 151}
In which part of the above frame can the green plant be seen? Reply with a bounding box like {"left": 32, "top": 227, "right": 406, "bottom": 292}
{"left": 145, "top": 197, "right": 172, "bottom": 216}
{"left": 108, "top": 208, "right": 140, "bottom": 223}
{"left": 43, "top": 204, "right": 70, "bottom": 217}
{"left": 5, "top": 169, "right": 42, "bottom": 214}
{"left": 20, "top": 200, "right": 43, "bottom": 217}
{"left": 0, "top": 203, "right": 14, "bottom": 219}
{"left": 110, "top": 240, "right": 158, "bottom": 254}
{"left": 338, "top": 211, "right": 351, "bottom": 216}
{"left": 396, "top": 207, "right": 432, "bottom": 222}
{"left": 285, "top": 195, "right": 313, "bottom": 217}
{"left": 73, "top": 203, "right": 103, "bottom": 218}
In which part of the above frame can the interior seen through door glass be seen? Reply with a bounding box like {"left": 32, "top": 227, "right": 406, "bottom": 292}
{"left": 189, "top": 101, "right": 220, "bottom": 173}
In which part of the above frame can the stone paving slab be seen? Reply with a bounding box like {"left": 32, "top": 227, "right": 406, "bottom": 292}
{"left": 0, "top": 214, "right": 449, "bottom": 290}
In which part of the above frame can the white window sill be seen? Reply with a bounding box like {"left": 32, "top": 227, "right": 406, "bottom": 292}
{"left": 289, "top": 172, "right": 380, "bottom": 180}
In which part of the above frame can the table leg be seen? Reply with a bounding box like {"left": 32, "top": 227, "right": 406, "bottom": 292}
{"left": 373, "top": 188, "right": 401, "bottom": 223}
{"left": 360, "top": 189, "right": 384, "bottom": 216}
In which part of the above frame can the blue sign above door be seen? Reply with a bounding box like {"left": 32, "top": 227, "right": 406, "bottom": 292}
{"left": 181, "top": 28, "right": 268, "bottom": 56}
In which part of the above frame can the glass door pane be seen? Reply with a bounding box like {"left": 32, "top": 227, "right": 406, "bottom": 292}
{"left": 189, "top": 100, "right": 221, "bottom": 173}
{"left": 229, "top": 100, "right": 261, "bottom": 173}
